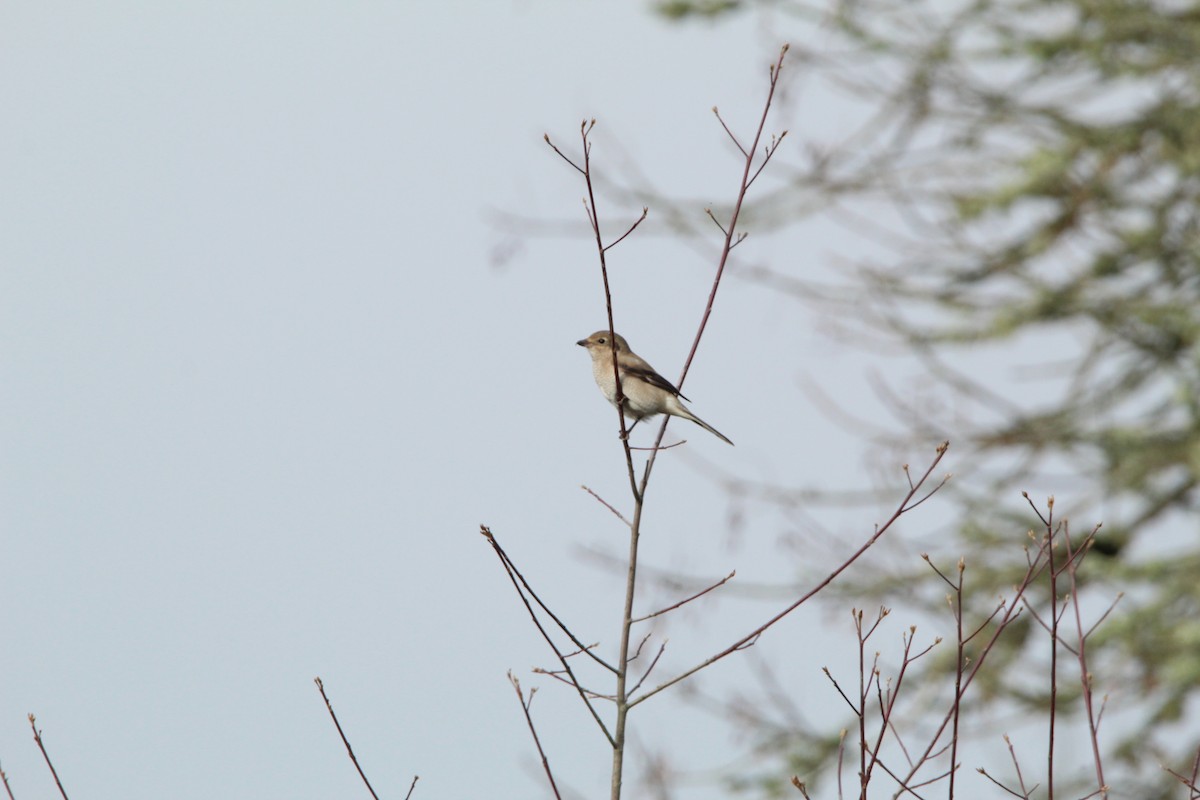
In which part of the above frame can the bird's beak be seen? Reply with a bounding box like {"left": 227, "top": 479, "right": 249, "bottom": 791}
{"left": 576, "top": 339, "right": 588, "bottom": 347}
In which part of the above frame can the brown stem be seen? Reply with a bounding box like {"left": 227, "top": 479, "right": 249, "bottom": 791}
{"left": 313, "top": 678, "right": 383, "bottom": 800}
{"left": 28, "top": 714, "right": 69, "bottom": 800}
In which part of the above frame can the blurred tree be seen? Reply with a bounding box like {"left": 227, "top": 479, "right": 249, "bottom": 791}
{"left": 653, "top": 0, "right": 1200, "bottom": 796}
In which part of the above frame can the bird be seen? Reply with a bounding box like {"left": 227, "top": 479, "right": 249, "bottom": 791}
{"left": 576, "top": 330, "right": 734, "bottom": 445}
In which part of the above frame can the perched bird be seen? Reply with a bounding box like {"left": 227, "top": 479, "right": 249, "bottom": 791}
{"left": 576, "top": 330, "right": 734, "bottom": 445}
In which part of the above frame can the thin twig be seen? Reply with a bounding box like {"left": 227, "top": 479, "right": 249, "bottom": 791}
{"left": 544, "top": 133, "right": 585, "bottom": 175}
{"left": 1160, "top": 746, "right": 1200, "bottom": 796}
{"left": 1063, "top": 520, "right": 1108, "bottom": 797}
{"left": 632, "top": 571, "right": 735, "bottom": 623}
{"left": 1084, "top": 591, "right": 1123, "bottom": 640}
{"left": 1, "top": 761, "right": 16, "bottom": 800}
{"left": 483, "top": 526, "right": 618, "bottom": 674}
{"left": 823, "top": 666, "right": 858, "bottom": 713}
{"left": 1004, "top": 734, "right": 1035, "bottom": 798}
{"left": 712, "top": 107, "right": 748, "bottom": 156}
{"left": 704, "top": 207, "right": 729, "bottom": 236}
{"left": 532, "top": 667, "right": 615, "bottom": 700}
{"left": 481, "top": 527, "right": 617, "bottom": 745}
{"left": 603, "top": 208, "right": 649, "bottom": 252}
{"left": 627, "top": 440, "right": 687, "bottom": 452}
{"left": 631, "top": 441, "right": 951, "bottom": 707}
{"left": 28, "top": 714, "right": 69, "bottom": 800}
{"left": 673, "top": 44, "right": 791, "bottom": 402}
{"left": 892, "top": 529, "right": 1054, "bottom": 796}
{"left": 581, "top": 485, "right": 631, "bottom": 527}
{"left": 1046, "top": 501, "right": 1060, "bottom": 800}
{"left": 510, "top": 673, "right": 564, "bottom": 800}
{"left": 977, "top": 767, "right": 1032, "bottom": 799}
{"left": 948, "top": 558, "right": 965, "bottom": 800}
{"left": 746, "top": 131, "right": 789, "bottom": 188}
{"left": 314, "top": 678, "right": 384, "bottom": 800}
{"left": 628, "top": 643, "right": 668, "bottom": 696}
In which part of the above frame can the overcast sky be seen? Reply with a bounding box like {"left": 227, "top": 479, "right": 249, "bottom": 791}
{"left": 0, "top": 4, "right": 962, "bottom": 798}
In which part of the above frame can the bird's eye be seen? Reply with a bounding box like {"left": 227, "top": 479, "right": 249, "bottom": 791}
{"left": 598, "top": 337, "right": 607, "bottom": 344}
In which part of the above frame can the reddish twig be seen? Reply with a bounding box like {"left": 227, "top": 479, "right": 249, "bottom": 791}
{"left": 894, "top": 525, "right": 1056, "bottom": 796}
{"left": 581, "top": 484, "right": 631, "bottom": 527}
{"left": 632, "top": 571, "right": 735, "bottom": 623}
{"left": 977, "top": 767, "right": 1033, "bottom": 799}
{"left": 532, "top": 667, "right": 615, "bottom": 700}
{"left": 948, "top": 558, "right": 965, "bottom": 799}
{"left": 28, "top": 714, "right": 69, "bottom": 800}
{"left": 673, "top": 45, "right": 791, "bottom": 405}
{"left": 837, "top": 728, "right": 847, "bottom": 800}
{"left": 1062, "top": 519, "right": 1108, "bottom": 798}
{"left": 1160, "top": 746, "right": 1200, "bottom": 797}
{"left": 628, "top": 643, "right": 668, "bottom": 696}
{"left": 1041, "top": 497, "right": 1060, "bottom": 800}
{"left": 603, "top": 208, "right": 649, "bottom": 253}
{"left": 509, "top": 672, "right": 564, "bottom": 800}
{"left": 481, "top": 527, "right": 617, "bottom": 745}
{"left": 313, "top": 678, "right": 386, "bottom": 800}
{"left": 1005, "top": 734, "right": 1036, "bottom": 798}
{"left": 712, "top": 107, "right": 748, "bottom": 156}
{"left": 481, "top": 526, "right": 617, "bottom": 674}
{"left": 1, "top": 761, "right": 16, "bottom": 800}
{"left": 631, "top": 441, "right": 951, "bottom": 707}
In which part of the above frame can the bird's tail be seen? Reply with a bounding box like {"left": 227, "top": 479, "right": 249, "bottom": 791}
{"left": 679, "top": 407, "right": 734, "bottom": 446}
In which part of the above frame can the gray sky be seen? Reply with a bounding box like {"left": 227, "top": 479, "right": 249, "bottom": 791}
{"left": 1, "top": 3, "right": 942, "bottom": 797}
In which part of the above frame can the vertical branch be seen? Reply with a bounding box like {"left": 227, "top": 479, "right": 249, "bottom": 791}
{"left": 1062, "top": 521, "right": 1108, "bottom": 798}
{"left": 1046, "top": 507, "right": 1059, "bottom": 800}
{"left": 856, "top": 610, "right": 868, "bottom": 800}
{"left": 577, "top": 121, "right": 641, "bottom": 502}
{"left": 896, "top": 531, "right": 1054, "bottom": 794}
{"left": 543, "top": 45, "right": 793, "bottom": 800}
{"left": 546, "top": 122, "right": 648, "bottom": 800}
{"left": 948, "top": 558, "right": 966, "bottom": 798}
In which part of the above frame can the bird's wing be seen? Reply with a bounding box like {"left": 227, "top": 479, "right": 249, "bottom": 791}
{"left": 621, "top": 359, "right": 690, "bottom": 401}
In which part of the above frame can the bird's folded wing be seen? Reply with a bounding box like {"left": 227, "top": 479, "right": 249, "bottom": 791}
{"left": 621, "top": 363, "right": 689, "bottom": 401}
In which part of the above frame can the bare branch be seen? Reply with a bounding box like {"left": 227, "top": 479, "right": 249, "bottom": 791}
{"left": 314, "top": 677, "right": 385, "bottom": 800}
{"left": 28, "top": 714, "right": 69, "bottom": 800}
{"left": 630, "top": 442, "right": 951, "bottom": 707}
{"left": 0, "top": 762, "right": 14, "bottom": 800}
{"left": 481, "top": 526, "right": 616, "bottom": 745}
{"left": 633, "top": 571, "right": 736, "bottom": 623}
{"left": 543, "top": 133, "right": 584, "bottom": 175}
{"left": 510, "top": 673, "right": 563, "bottom": 800}
{"left": 581, "top": 484, "right": 631, "bottom": 527}
{"left": 712, "top": 106, "right": 748, "bottom": 156}
{"left": 603, "top": 207, "right": 649, "bottom": 252}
